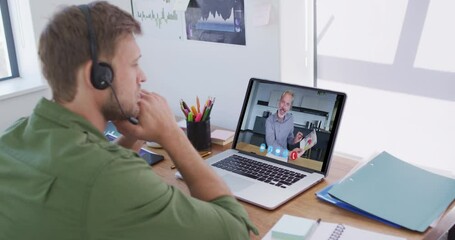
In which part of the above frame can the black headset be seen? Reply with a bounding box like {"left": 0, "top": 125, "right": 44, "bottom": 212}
{"left": 78, "top": 4, "right": 113, "bottom": 90}
{"left": 77, "top": 4, "right": 139, "bottom": 125}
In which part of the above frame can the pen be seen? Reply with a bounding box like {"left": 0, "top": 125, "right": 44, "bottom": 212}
{"left": 201, "top": 105, "right": 207, "bottom": 119}
{"left": 202, "top": 107, "right": 209, "bottom": 121}
{"left": 204, "top": 97, "right": 215, "bottom": 120}
{"left": 306, "top": 218, "right": 321, "bottom": 239}
{"left": 200, "top": 151, "right": 211, "bottom": 158}
{"left": 180, "top": 96, "right": 215, "bottom": 121}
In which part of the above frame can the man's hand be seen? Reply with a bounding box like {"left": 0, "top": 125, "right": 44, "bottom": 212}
{"left": 113, "top": 90, "right": 181, "bottom": 146}
{"left": 115, "top": 90, "right": 233, "bottom": 201}
{"left": 293, "top": 131, "right": 304, "bottom": 144}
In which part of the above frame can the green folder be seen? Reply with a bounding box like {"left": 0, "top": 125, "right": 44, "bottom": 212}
{"left": 328, "top": 151, "right": 455, "bottom": 232}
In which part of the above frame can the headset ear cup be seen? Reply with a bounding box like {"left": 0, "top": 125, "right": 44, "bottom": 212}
{"left": 91, "top": 62, "right": 114, "bottom": 90}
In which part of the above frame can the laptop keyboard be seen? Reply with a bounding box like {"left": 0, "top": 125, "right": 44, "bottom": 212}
{"left": 212, "top": 154, "right": 306, "bottom": 188}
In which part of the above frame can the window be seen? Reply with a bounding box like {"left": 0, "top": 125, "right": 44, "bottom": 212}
{"left": 0, "top": 0, "right": 18, "bottom": 81}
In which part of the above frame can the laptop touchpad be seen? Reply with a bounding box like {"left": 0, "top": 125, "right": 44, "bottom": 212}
{"left": 222, "top": 175, "right": 254, "bottom": 192}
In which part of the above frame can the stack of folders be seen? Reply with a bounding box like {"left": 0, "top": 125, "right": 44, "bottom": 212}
{"left": 262, "top": 214, "right": 405, "bottom": 240}
{"left": 316, "top": 151, "right": 455, "bottom": 232}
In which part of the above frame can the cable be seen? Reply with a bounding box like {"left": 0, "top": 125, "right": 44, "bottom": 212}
{"left": 106, "top": 81, "right": 139, "bottom": 125}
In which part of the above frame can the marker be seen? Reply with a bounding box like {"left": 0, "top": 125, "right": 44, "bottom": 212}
{"left": 190, "top": 106, "right": 198, "bottom": 116}
{"left": 195, "top": 112, "right": 202, "bottom": 122}
{"left": 181, "top": 99, "right": 190, "bottom": 112}
{"left": 180, "top": 101, "right": 188, "bottom": 117}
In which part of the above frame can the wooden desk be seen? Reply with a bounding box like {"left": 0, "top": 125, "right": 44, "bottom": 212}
{"left": 146, "top": 143, "right": 454, "bottom": 240}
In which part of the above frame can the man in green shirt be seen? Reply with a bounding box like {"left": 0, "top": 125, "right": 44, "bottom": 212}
{"left": 0, "top": 1, "right": 257, "bottom": 239}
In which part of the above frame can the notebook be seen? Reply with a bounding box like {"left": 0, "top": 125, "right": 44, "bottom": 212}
{"left": 263, "top": 215, "right": 405, "bottom": 240}
{"left": 178, "top": 78, "right": 347, "bottom": 210}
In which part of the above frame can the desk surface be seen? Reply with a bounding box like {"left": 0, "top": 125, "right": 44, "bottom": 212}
{"left": 147, "top": 143, "right": 454, "bottom": 240}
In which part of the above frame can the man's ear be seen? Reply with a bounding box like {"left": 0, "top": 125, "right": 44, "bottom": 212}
{"left": 79, "top": 60, "right": 93, "bottom": 89}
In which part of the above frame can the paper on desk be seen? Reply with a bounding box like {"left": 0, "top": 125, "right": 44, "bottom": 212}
{"left": 177, "top": 119, "right": 186, "bottom": 129}
{"left": 262, "top": 216, "right": 405, "bottom": 240}
{"left": 309, "top": 222, "right": 405, "bottom": 240}
{"left": 211, "top": 129, "right": 234, "bottom": 141}
{"left": 328, "top": 151, "right": 455, "bottom": 232}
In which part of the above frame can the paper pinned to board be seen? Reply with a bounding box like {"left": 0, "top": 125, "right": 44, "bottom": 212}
{"left": 173, "top": 0, "right": 190, "bottom": 11}
{"left": 252, "top": 3, "right": 272, "bottom": 27}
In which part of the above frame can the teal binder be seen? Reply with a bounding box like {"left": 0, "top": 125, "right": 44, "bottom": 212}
{"left": 328, "top": 151, "right": 455, "bottom": 232}
{"left": 316, "top": 184, "right": 401, "bottom": 228}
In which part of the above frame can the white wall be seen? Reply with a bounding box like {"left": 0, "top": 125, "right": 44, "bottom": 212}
{"left": 136, "top": 0, "right": 315, "bottom": 130}
{"left": 29, "top": 0, "right": 131, "bottom": 42}
{"left": 137, "top": 0, "right": 281, "bottom": 130}
{"left": 1, "top": 0, "right": 314, "bottom": 133}
{"left": 316, "top": 0, "right": 455, "bottom": 172}
{"left": 1, "top": 0, "right": 454, "bottom": 174}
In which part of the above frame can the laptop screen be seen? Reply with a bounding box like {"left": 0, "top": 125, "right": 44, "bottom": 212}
{"left": 233, "top": 78, "right": 346, "bottom": 174}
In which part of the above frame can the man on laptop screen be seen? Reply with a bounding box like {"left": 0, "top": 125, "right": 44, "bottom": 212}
{"left": 179, "top": 78, "right": 346, "bottom": 210}
{"left": 264, "top": 90, "right": 305, "bottom": 161}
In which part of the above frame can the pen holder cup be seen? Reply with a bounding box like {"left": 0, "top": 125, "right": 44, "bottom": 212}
{"left": 186, "top": 119, "right": 211, "bottom": 152}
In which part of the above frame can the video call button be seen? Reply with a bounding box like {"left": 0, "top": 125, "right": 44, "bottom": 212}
{"left": 290, "top": 151, "right": 298, "bottom": 160}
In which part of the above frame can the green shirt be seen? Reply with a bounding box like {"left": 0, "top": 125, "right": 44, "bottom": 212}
{"left": 0, "top": 98, "right": 257, "bottom": 239}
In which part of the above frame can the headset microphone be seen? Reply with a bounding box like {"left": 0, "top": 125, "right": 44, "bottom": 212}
{"left": 78, "top": 4, "right": 139, "bottom": 125}
{"left": 106, "top": 81, "right": 139, "bottom": 125}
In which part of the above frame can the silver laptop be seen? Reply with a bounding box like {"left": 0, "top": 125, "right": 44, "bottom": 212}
{"left": 180, "top": 78, "right": 346, "bottom": 210}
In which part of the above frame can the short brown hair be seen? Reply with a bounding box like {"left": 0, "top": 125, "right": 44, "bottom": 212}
{"left": 38, "top": 1, "right": 141, "bottom": 103}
